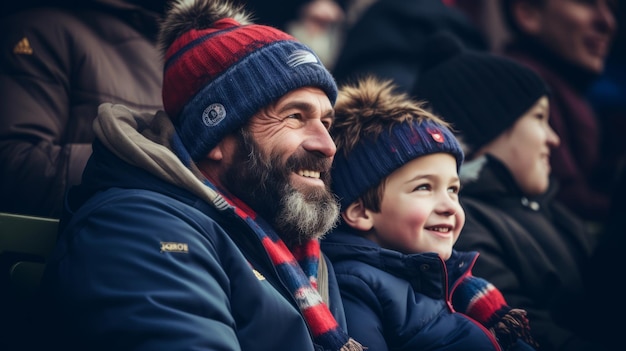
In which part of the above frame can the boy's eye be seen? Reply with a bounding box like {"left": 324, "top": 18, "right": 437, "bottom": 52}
{"left": 414, "top": 184, "right": 431, "bottom": 192}
{"left": 448, "top": 185, "right": 460, "bottom": 194}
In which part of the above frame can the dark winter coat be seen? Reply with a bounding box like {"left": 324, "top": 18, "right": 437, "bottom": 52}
{"left": 0, "top": 0, "right": 163, "bottom": 217}
{"left": 322, "top": 230, "right": 515, "bottom": 351}
{"left": 454, "top": 155, "right": 608, "bottom": 351}
{"left": 38, "top": 104, "right": 348, "bottom": 351}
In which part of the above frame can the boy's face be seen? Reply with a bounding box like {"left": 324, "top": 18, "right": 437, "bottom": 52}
{"left": 365, "top": 153, "right": 464, "bottom": 260}
{"left": 482, "top": 96, "right": 559, "bottom": 196}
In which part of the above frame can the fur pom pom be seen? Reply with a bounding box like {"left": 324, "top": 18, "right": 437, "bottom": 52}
{"left": 332, "top": 76, "right": 449, "bottom": 156}
{"left": 158, "top": 0, "right": 252, "bottom": 56}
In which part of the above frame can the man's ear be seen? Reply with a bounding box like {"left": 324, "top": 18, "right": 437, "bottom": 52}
{"left": 197, "top": 135, "right": 237, "bottom": 182}
{"left": 341, "top": 200, "right": 374, "bottom": 231}
{"left": 513, "top": 0, "right": 543, "bottom": 35}
{"left": 207, "top": 145, "right": 224, "bottom": 161}
{"left": 206, "top": 134, "right": 237, "bottom": 161}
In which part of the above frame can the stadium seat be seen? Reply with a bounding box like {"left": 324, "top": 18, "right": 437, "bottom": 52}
{"left": 0, "top": 212, "right": 59, "bottom": 350}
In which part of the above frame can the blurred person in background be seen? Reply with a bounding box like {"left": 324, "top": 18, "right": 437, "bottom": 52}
{"left": 586, "top": 1, "right": 626, "bottom": 186}
{"left": 331, "top": 0, "right": 489, "bottom": 92}
{"left": 240, "top": 0, "right": 348, "bottom": 68}
{"left": 414, "top": 32, "right": 610, "bottom": 351}
{"left": 583, "top": 4, "right": 626, "bottom": 339}
{"left": 0, "top": 0, "right": 166, "bottom": 218}
{"left": 500, "top": 0, "right": 618, "bottom": 232}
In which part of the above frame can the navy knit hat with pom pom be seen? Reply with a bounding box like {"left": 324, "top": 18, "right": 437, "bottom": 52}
{"left": 412, "top": 32, "right": 549, "bottom": 154}
{"left": 332, "top": 119, "right": 464, "bottom": 210}
{"left": 330, "top": 77, "right": 464, "bottom": 210}
{"left": 159, "top": 0, "right": 337, "bottom": 162}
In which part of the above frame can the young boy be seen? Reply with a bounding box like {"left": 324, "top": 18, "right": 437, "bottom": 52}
{"left": 321, "top": 76, "right": 537, "bottom": 351}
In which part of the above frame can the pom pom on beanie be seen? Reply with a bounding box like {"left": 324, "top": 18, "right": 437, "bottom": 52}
{"left": 159, "top": 0, "right": 337, "bottom": 161}
{"left": 330, "top": 77, "right": 464, "bottom": 210}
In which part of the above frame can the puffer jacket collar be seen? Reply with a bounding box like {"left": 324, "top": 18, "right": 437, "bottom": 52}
{"left": 460, "top": 154, "right": 559, "bottom": 213}
{"left": 322, "top": 230, "right": 477, "bottom": 300}
{"left": 65, "top": 103, "right": 224, "bottom": 218}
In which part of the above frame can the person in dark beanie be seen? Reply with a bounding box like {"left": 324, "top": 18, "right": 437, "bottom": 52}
{"left": 321, "top": 76, "right": 538, "bottom": 351}
{"left": 413, "top": 32, "right": 609, "bottom": 351}
{"left": 500, "top": 0, "right": 618, "bottom": 232}
{"left": 37, "top": 1, "right": 363, "bottom": 350}
{"left": 330, "top": 0, "right": 488, "bottom": 93}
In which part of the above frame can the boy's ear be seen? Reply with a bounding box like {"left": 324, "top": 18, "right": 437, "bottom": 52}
{"left": 341, "top": 200, "right": 374, "bottom": 231}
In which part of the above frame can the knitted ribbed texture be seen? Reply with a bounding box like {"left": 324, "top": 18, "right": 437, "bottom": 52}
{"left": 453, "top": 275, "right": 507, "bottom": 324}
{"left": 214, "top": 185, "right": 363, "bottom": 351}
{"left": 163, "top": 18, "right": 337, "bottom": 161}
{"left": 332, "top": 119, "right": 464, "bottom": 209}
{"left": 413, "top": 32, "right": 549, "bottom": 153}
{"left": 453, "top": 275, "right": 538, "bottom": 350}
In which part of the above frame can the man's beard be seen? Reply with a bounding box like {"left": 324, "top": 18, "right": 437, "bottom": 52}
{"left": 221, "top": 130, "right": 340, "bottom": 247}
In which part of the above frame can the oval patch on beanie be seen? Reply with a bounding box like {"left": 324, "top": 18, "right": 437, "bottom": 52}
{"left": 202, "top": 103, "right": 226, "bottom": 126}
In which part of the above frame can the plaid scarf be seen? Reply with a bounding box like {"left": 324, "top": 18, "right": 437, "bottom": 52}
{"left": 202, "top": 182, "right": 362, "bottom": 351}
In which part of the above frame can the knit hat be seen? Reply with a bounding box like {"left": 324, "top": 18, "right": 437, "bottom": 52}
{"left": 412, "top": 32, "right": 549, "bottom": 155}
{"left": 159, "top": 0, "right": 338, "bottom": 161}
{"left": 332, "top": 119, "right": 464, "bottom": 210}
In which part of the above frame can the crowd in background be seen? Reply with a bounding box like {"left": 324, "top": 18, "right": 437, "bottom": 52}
{"left": 0, "top": 1, "right": 624, "bottom": 351}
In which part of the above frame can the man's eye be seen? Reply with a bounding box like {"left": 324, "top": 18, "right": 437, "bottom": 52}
{"left": 322, "top": 119, "right": 332, "bottom": 130}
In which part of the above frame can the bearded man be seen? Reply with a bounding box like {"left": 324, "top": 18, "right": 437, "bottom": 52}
{"left": 38, "top": 1, "right": 363, "bottom": 350}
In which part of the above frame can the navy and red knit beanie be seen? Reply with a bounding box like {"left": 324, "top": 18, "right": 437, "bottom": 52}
{"left": 332, "top": 119, "right": 464, "bottom": 210}
{"left": 159, "top": 0, "right": 338, "bottom": 161}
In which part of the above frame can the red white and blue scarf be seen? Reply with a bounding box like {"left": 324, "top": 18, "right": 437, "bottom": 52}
{"left": 169, "top": 131, "right": 362, "bottom": 350}
{"left": 206, "top": 182, "right": 362, "bottom": 351}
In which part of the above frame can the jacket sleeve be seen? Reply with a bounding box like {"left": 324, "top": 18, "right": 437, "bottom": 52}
{"left": 0, "top": 11, "right": 92, "bottom": 217}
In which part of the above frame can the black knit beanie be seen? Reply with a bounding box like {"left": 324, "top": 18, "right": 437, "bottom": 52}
{"left": 412, "top": 32, "right": 549, "bottom": 155}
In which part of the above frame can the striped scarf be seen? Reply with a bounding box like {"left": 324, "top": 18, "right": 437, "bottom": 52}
{"left": 167, "top": 132, "right": 362, "bottom": 350}
{"left": 453, "top": 275, "right": 538, "bottom": 350}
{"left": 208, "top": 185, "right": 362, "bottom": 351}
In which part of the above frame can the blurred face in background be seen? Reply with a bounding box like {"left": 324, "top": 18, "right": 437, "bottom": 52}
{"left": 482, "top": 96, "right": 560, "bottom": 195}
{"left": 514, "top": 0, "right": 617, "bottom": 73}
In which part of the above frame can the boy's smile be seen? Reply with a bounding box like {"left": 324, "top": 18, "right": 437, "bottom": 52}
{"left": 365, "top": 153, "right": 464, "bottom": 260}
